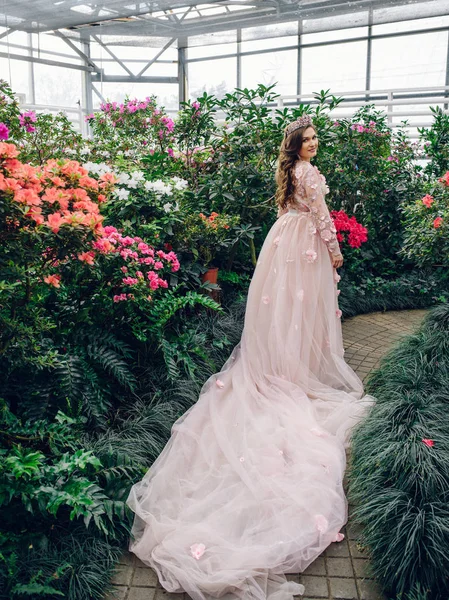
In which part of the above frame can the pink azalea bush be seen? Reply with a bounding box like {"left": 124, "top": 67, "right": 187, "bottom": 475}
{"left": 330, "top": 210, "right": 368, "bottom": 249}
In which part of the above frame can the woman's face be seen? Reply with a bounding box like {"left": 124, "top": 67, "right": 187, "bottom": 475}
{"left": 298, "top": 127, "right": 318, "bottom": 161}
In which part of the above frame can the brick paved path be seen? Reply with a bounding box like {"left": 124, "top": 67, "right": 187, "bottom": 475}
{"left": 107, "top": 309, "right": 428, "bottom": 600}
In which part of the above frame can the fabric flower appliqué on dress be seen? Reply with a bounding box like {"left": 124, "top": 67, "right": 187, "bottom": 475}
{"left": 273, "top": 236, "right": 281, "bottom": 247}
{"left": 304, "top": 249, "right": 317, "bottom": 263}
{"left": 216, "top": 379, "right": 225, "bottom": 389}
{"left": 262, "top": 296, "right": 270, "bottom": 304}
{"left": 314, "top": 514, "right": 329, "bottom": 534}
{"left": 336, "top": 309, "right": 342, "bottom": 318}
{"left": 297, "top": 289, "right": 305, "bottom": 301}
{"left": 190, "top": 543, "right": 206, "bottom": 560}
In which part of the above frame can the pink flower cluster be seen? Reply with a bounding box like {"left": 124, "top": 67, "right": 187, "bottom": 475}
{"left": 0, "top": 122, "right": 9, "bottom": 140}
{"left": 438, "top": 171, "right": 449, "bottom": 187}
{"left": 94, "top": 225, "right": 180, "bottom": 302}
{"left": 330, "top": 210, "right": 368, "bottom": 249}
{"left": 19, "top": 110, "right": 37, "bottom": 133}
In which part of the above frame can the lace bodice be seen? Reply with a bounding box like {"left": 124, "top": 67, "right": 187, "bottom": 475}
{"left": 277, "top": 160, "right": 341, "bottom": 256}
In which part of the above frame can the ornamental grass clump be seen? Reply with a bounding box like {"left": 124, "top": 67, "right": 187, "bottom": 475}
{"left": 349, "top": 302, "right": 449, "bottom": 600}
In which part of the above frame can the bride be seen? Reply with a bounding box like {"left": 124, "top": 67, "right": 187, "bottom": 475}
{"left": 126, "top": 114, "right": 374, "bottom": 600}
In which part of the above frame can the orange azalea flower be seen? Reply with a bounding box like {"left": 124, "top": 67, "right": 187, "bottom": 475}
{"left": 28, "top": 207, "right": 45, "bottom": 225}
{"left": 433, "top": 217, "right": 443, "bottom": 228}
{"left": 422, "top": 194, "right": 434, "bottom": 208}
{"left": 0, "top": 142, "right": 19, "bottom": 158}
{"left": 60, "top": 160, "right": 88, "bottom": 178}
{"left": 78, "top": 251, "right": 95, "bottom": 265}
{"left": 99, "top": 172, "right": 117, "bottom": 186}
{"left": 438, "top": 171, "right": 449, "bottom": 186}
{"left": 97, "top": 194, "right": 107, "bottom": 204}
{"left": 42, "top": 187, "right": 71, "bottom": 205}
{"left": 49, "top": 176, "right": 66, "bottom": 187}
{"left": 46, "top": 212, "right": 65, "bottom": 233}
{"left": 44, "top": 274, "right": 61, "bottom": 288}
{"left": 78, "top": 175, "right": 99, "bottom": 190}
{"left": 70, "top": 187, "right": 89, "bottom": 202}
{"left": 0, "top": 174, "right": 20, "bottom": 193}
{"left": 14, "top": 188, "right": 41, "bottom": 206}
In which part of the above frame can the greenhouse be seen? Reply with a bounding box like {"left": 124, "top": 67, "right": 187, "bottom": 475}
{"left": 1, "top": 1, "right": 449, "bottom": 599}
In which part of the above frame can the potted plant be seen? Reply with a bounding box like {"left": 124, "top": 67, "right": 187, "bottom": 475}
{"left": 180, "top": 211, "right": 239, "bottom": 283}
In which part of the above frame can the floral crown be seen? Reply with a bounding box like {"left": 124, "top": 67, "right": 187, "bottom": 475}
{"left": 285, "top": 114, "right": 313, "bottom": 137}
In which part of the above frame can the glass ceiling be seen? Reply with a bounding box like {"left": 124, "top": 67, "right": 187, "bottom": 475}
{"left": 1, "top": 0, "right": 449, "bottom": 47}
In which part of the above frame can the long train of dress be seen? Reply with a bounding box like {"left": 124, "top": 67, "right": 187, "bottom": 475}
{"left": 126, "top": 162, "right": 374, "bottom": 600}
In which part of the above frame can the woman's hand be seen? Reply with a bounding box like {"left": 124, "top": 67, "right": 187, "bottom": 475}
{"left": 331, "top": 253, "right": 344, "bottom": 269}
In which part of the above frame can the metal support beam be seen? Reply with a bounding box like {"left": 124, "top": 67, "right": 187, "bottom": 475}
{"left": 297, "top": 20, "right": 302, "bottom": 98}
{"left": 91, "top": 74, "right": 178, "bottom": 84}
{"left": 81, "top": 32, "right": 93, "bottom": 127}
{"left": 53, "top": 30, "right": 102, "bottom": 72}
{"left": 91, "top": 33, "right": 135, "bottom": 78}
{"left": 137, "top": 37, "right": 176, "bottom": 77}
{"left": 237, "top": 28, "right": 241, "bottom": 89}
{"left": 365, "top": 7, "right": 373, "bottom": 102}
{"left": 178, "top": 38, "right": 188, "bottom": 105}
{"left": 91, "top": 83, "right": 106, "bottom": 103}
{"left": 0, "top": 28, "right": 13, "bottom": 41}
{"left": 27, "top": 32, "right": 36, "bottom": 104}
{"left": 0, "top": 50, "right": 94, "bottom": 71}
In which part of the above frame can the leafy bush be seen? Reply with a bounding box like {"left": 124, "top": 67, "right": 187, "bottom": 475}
{"left": 401, "top": 172, "right": 449, "bottom": 268}
{"left": 349, "top": 303, "right": 449, "bottom": 600}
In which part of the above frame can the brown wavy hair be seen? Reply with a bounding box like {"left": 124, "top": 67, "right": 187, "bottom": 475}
{"left": 275, "top": 123, "right": 317, "bottom": 211}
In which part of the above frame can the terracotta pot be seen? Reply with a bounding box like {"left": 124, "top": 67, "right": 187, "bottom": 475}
{"left": 201, "top": 266, "right": 219, "bottom": 284}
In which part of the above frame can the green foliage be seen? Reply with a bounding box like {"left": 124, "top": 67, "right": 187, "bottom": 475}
{"left": 400, "top": 177, "right": 449, "bottom": 268}
{"left": 349, "top": 303, "right": 449, "bottom": 599}
{"left": 418, "top": 106, "right": 449, "bottom": 178}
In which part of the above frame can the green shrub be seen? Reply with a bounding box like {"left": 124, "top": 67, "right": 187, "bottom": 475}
{"left": 349, "top": 303, "right": 449, "bottom": 600}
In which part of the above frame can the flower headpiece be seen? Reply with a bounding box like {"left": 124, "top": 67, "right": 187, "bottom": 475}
{"left": 285, "top": 114, "right": 313, "bottom": 137}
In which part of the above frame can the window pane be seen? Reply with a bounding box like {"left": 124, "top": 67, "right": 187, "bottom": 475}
{"left": 34, "top": 64, "right": 83, "bottom": 107}
{"left": 241, "top": 36, "right": 297, "bottom": 53}
{"left": 372, "top": 14, "right": 449, "bottom": 35}
{"left": 370, "top": 32, "right": 447, "bottom": 89}
{"left": 188, "top": 57, "right": 236, "bottom": 99}
{"left": 188, "top": 42, "right": 237, "bottom": 59}
{"left": 302, "top": 27, "right": 369, "bottom": 44}
{"left": 241, "top": 50, "right": 297, "bottom": 96}
{"left": 0, "top": 57, "right": 30, "bottom": 100}
{"left": 301, "top": 41, "right": 367, "bottom": 95}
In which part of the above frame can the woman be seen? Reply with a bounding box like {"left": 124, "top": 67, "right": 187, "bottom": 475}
{"left": 126, "top": 115, "right": 374, "bottom": 600}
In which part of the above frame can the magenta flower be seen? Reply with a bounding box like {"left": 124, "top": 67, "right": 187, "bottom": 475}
{"left": 0, "top": 123, "right": 9, "bottom": 140}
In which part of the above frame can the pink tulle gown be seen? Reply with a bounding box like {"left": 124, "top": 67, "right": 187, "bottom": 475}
{"left": 126, "top": 158, "right": 374, "bottom": 600}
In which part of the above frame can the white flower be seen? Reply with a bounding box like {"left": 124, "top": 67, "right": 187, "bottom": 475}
{"left": 144, "top": 180, "right": 172, "bottom": 196}
{"left": 80, "top": 146, "right": 90, "bottom": 155}
{"left": 124, "top": 149, "right": 133, "bottom": 157}
{"left": 99, "top": 150, "right": 109, "bottom": 158}
{"left": 115, "top": 188, "right": 130, "bottom": 200}
{"left": 171, "top": 176, "right": 188, "bottom": 190}
{"left": 117, "top": 173, "right": 130, "bottom": 185}
{"left": 163, "top": 202, "right": 173, "bottom": 213}
{"left": 65, "top": 148, "right": 76, "bottom": 156}
{"left": 83, "top": 162, "right": 111, "bottom": 176}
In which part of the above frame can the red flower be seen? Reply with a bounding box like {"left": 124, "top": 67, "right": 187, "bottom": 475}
{"left": 422, "top": 438, "right": 435, "bottom": 448}
{"left": 433, "top": 217, "right": 443, "bottom": 228}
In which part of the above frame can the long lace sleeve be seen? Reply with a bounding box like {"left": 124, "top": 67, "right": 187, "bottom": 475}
{"left": 293, "top": 161, "right": 341, "bottom": 256}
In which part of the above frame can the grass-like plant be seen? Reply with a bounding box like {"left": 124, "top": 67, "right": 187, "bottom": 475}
{"left": 349, "top": 302, "right": 449, "bottom": 600}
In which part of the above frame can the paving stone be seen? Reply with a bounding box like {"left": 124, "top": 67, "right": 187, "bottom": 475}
{"left": 329, "top": 577, "right": 358, "bottom": 599}
{"left": 119, "top": 551, "right": 135, "bottom": 567}
{"left": 103, "top": 586, "right": 128, "bottom": 600}
{"left": 128, "top": 588, "right": 157, "bottom": 600}
{"left": 299, "top": 575, "right": 328, "bottom": 598}
{"left": 286, "top": 573, "right": 300, "bottom": 583}
{"left": 302, "top": 557, "right": 326, "bottom": 576}
{"left": 348, "top": 539, "right": 368, "bottom": 558}
{"left": 133, "top": 567, "right": 159, "bottom": 586}
{"left": 358, "top": 579, "right": 388, "bottom": 600}
{"left": 112, "top": 565, "right": 133, "bottom": 586}
{"left": 326, "top": 539, "right": 350, "bottom": 558}
{"left": 326, "top": 557, "right": 354, "bottom": 578}
{"left": 353, "top": 558, "right": 373, "bottom": 579}
{"left": 154, "top": 591, "right": 184, "bottom": 600}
